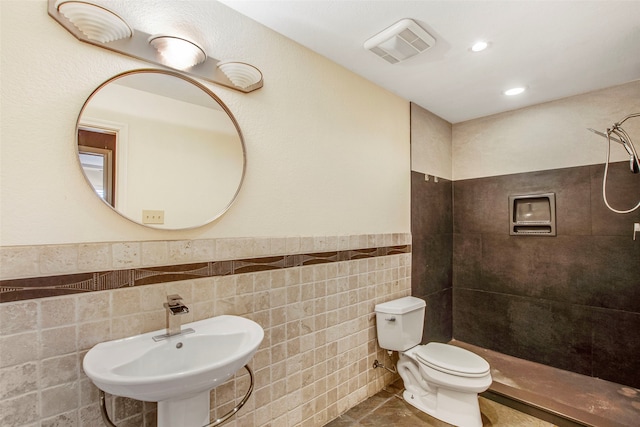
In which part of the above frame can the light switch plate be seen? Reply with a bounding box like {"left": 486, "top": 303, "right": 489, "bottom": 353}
{"left": 142, "top": 210, "right": 164, "bottom": 224}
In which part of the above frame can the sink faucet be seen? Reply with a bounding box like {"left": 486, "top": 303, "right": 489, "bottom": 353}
{"left": 165, "top": 294, "right": 189, "bottom": 336}
{"left": 153, "top": 294, "right": 195, "bottom": 341}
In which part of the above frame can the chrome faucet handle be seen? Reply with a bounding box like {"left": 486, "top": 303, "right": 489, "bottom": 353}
{"left": 165, "top": 294, "right": 189, "bottom": 315}
{"left": 167, "top": 294, "right": 183, "bottom": 305}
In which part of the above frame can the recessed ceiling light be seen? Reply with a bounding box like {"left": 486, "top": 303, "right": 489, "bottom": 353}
{"left": 504, "top": 87, "right": 526, "bottom": 96}
{"left": 471, "top": 41, "right": 488, "bottom": 52}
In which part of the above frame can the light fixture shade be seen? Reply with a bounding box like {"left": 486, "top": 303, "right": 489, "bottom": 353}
{"left": 217, "top": 61, "right": 263, "bottom": 89}
{"left": 56, "top": 0, "right": 132, "bottom": 43}
{"left": 149, "top": 35, "right": 207, "bottom": 70}
{"left": 364, "top": 18, "right": 436, "bottom": 64}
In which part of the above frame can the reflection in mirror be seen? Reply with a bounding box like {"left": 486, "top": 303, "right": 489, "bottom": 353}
{"left": 77, "top": 69, "right": 246, "bottom": 229}
{"left": 79, "top": 147, "right": 113, "bottom": 205}
{"left": 79, "top": 127, "right": 117, "bottom": 206}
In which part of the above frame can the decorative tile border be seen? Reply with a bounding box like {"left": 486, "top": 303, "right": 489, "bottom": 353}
{"left": 0, "top": 245, "right": 411, "bottom": 303}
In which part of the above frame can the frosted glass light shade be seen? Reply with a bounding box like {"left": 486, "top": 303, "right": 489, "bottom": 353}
{"left": 56, "top": 0, "right": 132, "bottom": 43}
{"left": 149, "top": 35, "right": 207, "bottom": 70}
{"left": 217, "top": 61, "right": 263, "bottom": 89}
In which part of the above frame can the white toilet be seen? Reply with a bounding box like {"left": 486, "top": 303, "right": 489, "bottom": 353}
{"left": 375, "top": 296, "right": 492, "bottom": 427}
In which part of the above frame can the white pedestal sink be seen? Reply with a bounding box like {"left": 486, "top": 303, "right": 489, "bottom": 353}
{"left": 83, "top": 315, "right": 264, "bottom": 427}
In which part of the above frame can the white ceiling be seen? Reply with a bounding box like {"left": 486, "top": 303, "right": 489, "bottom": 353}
{"left": 219, "top": 0, "right": 640, "bottom": 123}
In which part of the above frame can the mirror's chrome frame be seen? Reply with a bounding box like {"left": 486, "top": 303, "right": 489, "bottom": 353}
{"left": 75, "top": 69, "right": 247, "bottom": 230}
{"left": 47, "top": 0, "right": 263, "bottom": 93}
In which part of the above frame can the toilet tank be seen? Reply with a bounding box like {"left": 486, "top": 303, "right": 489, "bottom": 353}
{"left": 375, "top": 296, "right": 425, "bottom": 351}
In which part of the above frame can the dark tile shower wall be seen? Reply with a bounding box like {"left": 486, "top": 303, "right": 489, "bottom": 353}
{"left": 452, "top": 162, "right": 640, "bottom": 388}
{"left": 411, "top": 171, "right": 453, "bottom": 343}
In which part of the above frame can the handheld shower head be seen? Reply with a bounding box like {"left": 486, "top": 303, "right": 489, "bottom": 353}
{"left": 612, "top": 129, "right": 640, "bottom": 174}
{"left": 587, "top": 128, "right": 633, "bottom": 155}
{"left": 588, "top": 127, "right": 639, "bottom": 173}
{"left": 588, "top": 114, "right": 640, "bottom": 214}
{"left": 622, "top": 142, "right": 637, "bottom": 159}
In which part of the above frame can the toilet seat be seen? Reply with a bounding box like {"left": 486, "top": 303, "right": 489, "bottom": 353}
{"left": 414, "top": 343, "right": 490, "bottom": 378}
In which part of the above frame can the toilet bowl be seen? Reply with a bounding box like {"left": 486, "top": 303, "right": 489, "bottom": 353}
{"left": 375, "top": 296, "right": 492, "bottom": 427}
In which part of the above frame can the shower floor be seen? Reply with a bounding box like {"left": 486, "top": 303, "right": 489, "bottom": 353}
{"left": 451, "top": 340, "right": 640, "bottom": 427}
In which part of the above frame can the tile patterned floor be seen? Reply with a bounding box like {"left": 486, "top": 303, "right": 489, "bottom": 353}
{"left": 324, "top": 380, "right": 556, "bottom": 427}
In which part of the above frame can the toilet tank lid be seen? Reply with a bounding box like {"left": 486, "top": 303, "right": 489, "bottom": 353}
{"left": 375, "top": 296, "right": 425, "bottom": 315}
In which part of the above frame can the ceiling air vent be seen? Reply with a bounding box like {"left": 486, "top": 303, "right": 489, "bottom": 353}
{"left": 364, "top": 18, "right": 436, "bottom": 64}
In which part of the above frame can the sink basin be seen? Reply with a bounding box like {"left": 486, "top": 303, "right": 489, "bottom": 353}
{"left": 83, "top": 315, "right": 264, "bottom": 403}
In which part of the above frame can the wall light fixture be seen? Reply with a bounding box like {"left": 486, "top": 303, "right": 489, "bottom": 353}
{"left": 48, "top": 0, "right": 263, "bottom": 93}
{"left": 56, "top": 0, "right": 132, "bottom": 43}
{"left": 148, "top": 35, "right": 207, "bottom": 70}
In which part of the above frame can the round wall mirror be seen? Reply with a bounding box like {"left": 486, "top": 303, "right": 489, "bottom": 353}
{"left": 76, "top": 69, "right": 246, "bottom": 229}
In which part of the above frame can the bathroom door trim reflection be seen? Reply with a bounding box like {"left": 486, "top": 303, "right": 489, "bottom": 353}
{"left": 78, "top": 118, "right": 129, "bottom": 211}
{"left": 78, "top": 128, "right": 117, "bottom": 206}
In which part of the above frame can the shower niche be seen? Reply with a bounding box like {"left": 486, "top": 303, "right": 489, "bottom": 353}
{"left": 509, "top": 193, "right": 556, "bottom": 236}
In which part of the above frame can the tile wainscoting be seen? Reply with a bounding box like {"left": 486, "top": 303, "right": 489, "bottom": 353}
{"left": 0, "top": 233, "right": 411, "bottom": 426}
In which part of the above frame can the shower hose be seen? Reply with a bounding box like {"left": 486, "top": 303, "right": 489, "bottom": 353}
{"left": 601, "top": 113, "right": 640, "bottom": 214}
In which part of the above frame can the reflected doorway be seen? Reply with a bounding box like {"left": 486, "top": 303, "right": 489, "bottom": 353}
{"left": 78, "top": 128, "right": 116, "bottom": 206}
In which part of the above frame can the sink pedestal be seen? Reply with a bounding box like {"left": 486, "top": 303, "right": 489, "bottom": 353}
{"left": 157, "top": 391, "right": 210, "bottom": 427}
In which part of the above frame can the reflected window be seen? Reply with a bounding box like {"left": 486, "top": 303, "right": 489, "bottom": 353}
{"left": 78, "top": 128, "right": 116, "bottom": 206}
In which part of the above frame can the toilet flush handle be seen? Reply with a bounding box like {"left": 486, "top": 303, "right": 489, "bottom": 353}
{"left": 385, "top": 316, "right": 396, "bottom": 322}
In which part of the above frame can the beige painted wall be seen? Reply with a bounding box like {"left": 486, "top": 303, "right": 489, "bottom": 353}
{"left": 0, "top": 1, "right": 410, "bottom": 246}
{"left": 409, "top": 81, "right": 640, "bottom": 182}
{"left": 452, "top": 80, "right": 640, "bottom": 180}
{"left": 410, "top": 103, "right": 452, "bottom": 180}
